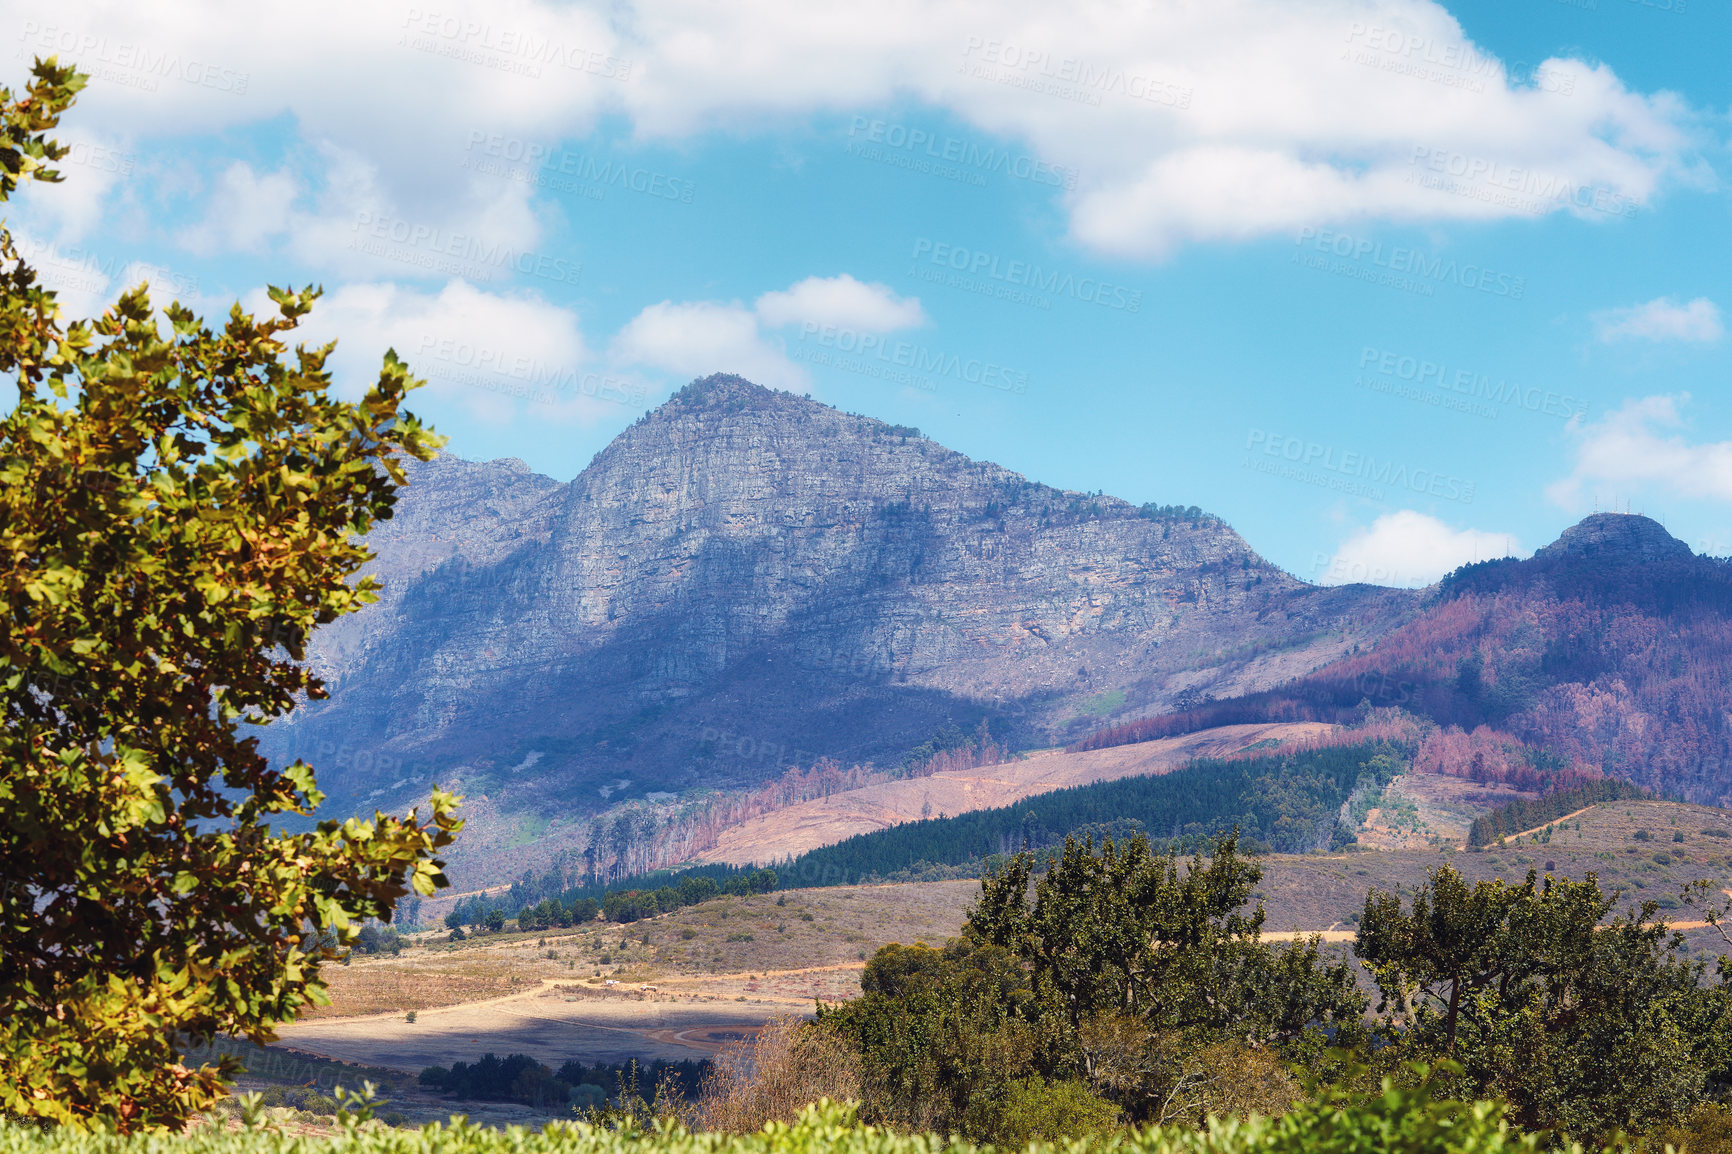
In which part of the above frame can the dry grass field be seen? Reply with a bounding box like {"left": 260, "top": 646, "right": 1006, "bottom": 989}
{"left": 274, "top": 796, "right": 1732, "bottom": 1084}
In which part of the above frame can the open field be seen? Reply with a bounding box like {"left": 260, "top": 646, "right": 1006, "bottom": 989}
{"left": 692, "top": 722, "right": 1339, "bottom": 866}
{"left": 275, "top": 797, "right": 1732, "bottom": 1086}
{"left": 1353, "top": 773, "right": 1532, "bottom": 851}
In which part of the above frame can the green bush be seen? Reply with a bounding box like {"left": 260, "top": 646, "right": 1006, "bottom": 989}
{"left": 0, "top": 1093, "right": 1558, "bottom": 1154}
{"left": 988, "top": 1078, "right": 1119, "bottom": 1146}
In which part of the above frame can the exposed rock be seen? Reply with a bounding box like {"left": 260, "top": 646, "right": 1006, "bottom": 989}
{"left": 262, "top": 375, "right": 1415, "bottom": 822}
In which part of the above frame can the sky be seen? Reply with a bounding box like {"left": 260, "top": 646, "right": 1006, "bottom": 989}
{"left": 7, "top": 0, "right": 1732, "bottom": 587}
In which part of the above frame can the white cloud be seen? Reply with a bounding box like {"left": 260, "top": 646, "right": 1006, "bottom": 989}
{"left": 611, "top": 271, "right": 920, "bottom": 389}
{"left": 1548, "top": 395, "right": 1732, "bottom": 508}
{"left": 1592, "top": 297, "right": 1723, "bottom": 344}
{"left": 611, "top": 299, "right": 806, "bottom": 390}
{"left": 13, "top": 129, "right": 131, "bottom": 243}
{"left": 278, "top": 279, "right": 595, "bottom": 423}
{"left": 754, "top": 274, "right": 925, "bottom": 331}
{"left": 178, "top": 162, "right": 299, "bottom": 254}
{"left": 25, "top": 0, "right": 1695, "bottom": 262}
{"left": 1319, "top": 511, "right": 1518, "bottom": 588}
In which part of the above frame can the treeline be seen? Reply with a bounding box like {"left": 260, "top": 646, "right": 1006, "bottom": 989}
{"left": 418, "top": 1053, "right": 708, "bottom": 1111}
{"left": 1467, "top": 778, "right": 1652, "bottom": 846}
{"left": 771, "top": 741, "right": 1409, "bottom": 886}
{"left": 446, "top": 866, "right": 780, "bottom": 936}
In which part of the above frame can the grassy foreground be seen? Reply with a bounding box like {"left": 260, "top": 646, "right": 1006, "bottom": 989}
{"left": 0, "top": 1093, "right": 1563, "bottom": 1154}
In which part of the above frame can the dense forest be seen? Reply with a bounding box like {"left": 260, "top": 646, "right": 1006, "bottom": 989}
{"left": 769, "top": 740, "right": 1409, "bottom": 885}
{"left": 1072, "top": 518, "right": 1732, "bottom": 806}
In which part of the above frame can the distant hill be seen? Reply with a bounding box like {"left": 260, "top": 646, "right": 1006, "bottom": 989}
{"left": 263, "top": 374, "right": 1413, "bottom": 852}
{"left": 1073, "top": 514, "right": 1732, "bottom": 807}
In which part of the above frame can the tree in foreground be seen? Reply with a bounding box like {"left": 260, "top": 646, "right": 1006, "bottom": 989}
{"left": 825, "top": 831, "right": 1367, "bottom": 1139}
{"left": 1357, "top": 863, "right": 1732, "bottom": 1141}
{"left": 0, "top": 60, "right": 458, "bottom": 1130}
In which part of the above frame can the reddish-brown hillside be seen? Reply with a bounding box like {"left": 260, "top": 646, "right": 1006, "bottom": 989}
{"left": 1073, "top": 514, "right": 1732, "bottom": 807}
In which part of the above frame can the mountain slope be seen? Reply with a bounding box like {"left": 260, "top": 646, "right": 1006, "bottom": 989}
{"left": 263, "top": 375, "right": 1414, "bottom": 823}
{"left": 1075, "top": 514, "right": 1732, "bottom": 806}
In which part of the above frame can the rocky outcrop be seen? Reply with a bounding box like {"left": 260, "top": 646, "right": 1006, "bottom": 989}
{"left": 262, "top": 375, "right": 1415, "bottom": 819}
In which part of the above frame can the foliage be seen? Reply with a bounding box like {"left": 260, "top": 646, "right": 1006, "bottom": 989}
{"left": 990, "top": 1078, "right": 1121, "bottom": 1145}
{"left": 825, "top": 832, "right": 1365, "bottom": 1137}
{"left": 0, "top": 61, "right": 457, "bottom": 1131}
{"left": 353, "top": 925, "right": 405, "bottom": 956}
{"left": 777, "top": 741, "right": 1409, "bottom": 885}
{"left": 1468, "top": 780, "right": 1651, "bottom": 846}
{"left": 419, "top": 1055, "right": 709, "bottom": 1113}
{"left": 697, "top": 1017, "right": 861, "bottom": 1133}
{"left": 819, "top": 939, "right": 1056, "bottom": 1136}
{"left": 1356, "top": 864, "right": 1732, "bottom": 1141}
{"left": 452, "top": 867, "right": 775, "bottom": 930}
{"left": 0, "top": 1091, "right": 1569, "bottom": 1154}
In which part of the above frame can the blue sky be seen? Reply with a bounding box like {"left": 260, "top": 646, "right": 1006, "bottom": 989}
{"left": 9, "top": 0, "right": 1732, "bottom": 585}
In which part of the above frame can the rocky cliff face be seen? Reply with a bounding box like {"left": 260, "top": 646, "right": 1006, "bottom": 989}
{"left": 262, "top": 375, "right": 1415, "bottom": 820}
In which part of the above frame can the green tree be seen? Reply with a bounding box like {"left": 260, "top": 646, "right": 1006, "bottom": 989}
{"left": 1357, "top": 864, "right": 1732, "bottom": 1140}
{"left": 970, "top": 832, "right": 1366, "bottom": 1069}
{"left": 819, "top": 939, "right": 1068, "bottom": 1138}
{"left": 831, "top": 832, "right": 1364, "bottom": 1134}
{"left": 0, "top": 61, "right": 458, "bottom": 1130}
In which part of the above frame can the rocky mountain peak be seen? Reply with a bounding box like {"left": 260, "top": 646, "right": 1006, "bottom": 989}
{"left": 269, "top": 375, "right": 1417, "bottom": 854}
{"left": 1537, "top": 513, "right": 1693, "bottom": 565}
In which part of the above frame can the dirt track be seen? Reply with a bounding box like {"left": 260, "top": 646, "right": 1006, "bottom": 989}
{"left": 274, "top": 965, "right": 871, "bottom": 1073}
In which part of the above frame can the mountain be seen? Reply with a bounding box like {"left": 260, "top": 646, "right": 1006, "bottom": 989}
{"left": 1076, "top": 513, "right": 1732, "bottom": 807}
{"left": 264, "top": 375, "right": 1414, "bottom": 831}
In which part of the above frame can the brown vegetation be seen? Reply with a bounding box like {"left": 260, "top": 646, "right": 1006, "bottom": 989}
{"left": 696, "top": 1016, "right": 862, "bottom": 1131}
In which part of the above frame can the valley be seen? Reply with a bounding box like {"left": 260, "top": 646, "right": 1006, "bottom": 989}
{"left": 271, "top": 796, "right": 1732, "bottom": 1095}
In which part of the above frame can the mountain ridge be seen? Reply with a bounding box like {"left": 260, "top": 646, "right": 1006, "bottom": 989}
{"left": 1075, "top": 512, "right": 1732, "bottom": 806}
{"left": 265, "top": 374, "right": 1415, "bottom": 842}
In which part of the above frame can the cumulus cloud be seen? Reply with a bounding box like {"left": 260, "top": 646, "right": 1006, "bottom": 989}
{"left": 611, "top": 300, "right": 807, "bottom": 390}
{"left": 612, "top": 272, "right": 923, "bottom": 389}
{"left": 1592, "top": 297, "right": 1723, "bottom": 344}
{"left": 279, "top": 279, "right": 595, "bottom": 422}
{"left": 27, "top": 0, "right": 1694, "bottom": 261}
{"left": 178, "top": 162, "right": 299, "bottom": 254}
{"left": 755, "top": 274, "right": 925, "bottom": 331}
{"left": 1319, "top": 511, "right": 1518, "bottom": 588}
{"left": 1548, "top": 395, "right": 1732, "bottom": 508}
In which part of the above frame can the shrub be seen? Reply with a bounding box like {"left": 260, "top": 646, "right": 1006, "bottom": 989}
{"left": 698, "top": 1017, "right": 861, "bottom": 1132}
{"left": 989, "top": 1078, "right": 1119, "bottom": 1146}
